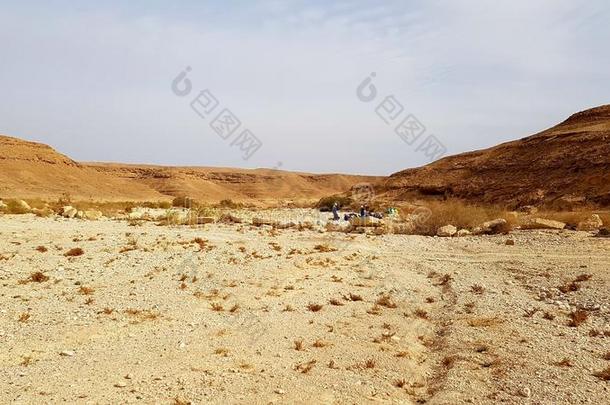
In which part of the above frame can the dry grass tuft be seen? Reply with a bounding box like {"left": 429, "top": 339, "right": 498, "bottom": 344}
{"left": 307, "top": 303, "right": 323, "bottom": 312}
{"left": 294, "top": 339, "right": 305, "bottom": 351}
{"left": 214, "top": 348, "right": 229, "bottom": 357}
{"left": 414, "top": 309, "right": 428, "bottom": 319}
{"left": 442, "top": 355, "right": 459, "bottom": 369}
{"left": 313, "top": 244, "right": 337, "bottom": 253}
{"left": 471, "top": 284, "right": 485, "bottom": 294}
{"left": 64, "top": 247, "right": 84, "bottom": 257}
{"left": 295, "top": 359, "right": 317, "bottom": 374}
{"left": 467, "top": 317, "right": 504, "bottom": 327}
{"left": 18, "top": 312, "right": 31, "bottom": 322}
{"left": 210, "top": 302, "right": 224, "bottom": 312}
{"left": 329, "top": 298, "right": 344, "bottom": 306}
{"left": 35, "top": 246, "right": 48, "bottom": 253}
{"left": 24, "top": 271, "right": 49, "bottom": 283}
{"left": 172, "top": 397, "right": 192, "bottom": 405}
{"left": 394, "top": 378, "right": 407, "bottom": 388}
{"left": 78, "top": 286, "right": 95, "bottom": 295}
{"left": 376, "top": 294, "right": 397, "bottom": 308}
{"left": 567, "top": 310, "right": 588, "bottom": 327}
{"left": 312, "top": 339, "right": 330, "bottom": 348}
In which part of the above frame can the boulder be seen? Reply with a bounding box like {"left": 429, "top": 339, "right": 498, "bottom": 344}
{"left": 252, "top": 217, "right": 275, "bottom": 227}
{"left": 577, "top": 214, "right": 603, "bottom": 231}
{"left": 389, "top": 223, "right": 415, "bottom": 235}
{"left": 349, "top": 216, "right": 382, "bottom": 227}
{"left": 437, "top": 225, "right": 457, "bottom": 237}
{"left": 32, "top": 207, "right": 54, "bottom": 217}
{"left": 481, "top": 218, "right": 508, "bottom": 234}
{"left": 523, "top": 218, "right": 566, "bottom": 230}
{"left": 62, "top": 206, "right": 78, "bottom": 218}
{"left": 325, "top": 222, "right": 351, "bottom": 233}
{"left": 84, "top": 210, "right": 103, "bottom": 221}
{"left": 16, "top": 200, "right": 31, "bottom": 212}
{"left": 456, "top": 229, "right": 472, "bottom": 237}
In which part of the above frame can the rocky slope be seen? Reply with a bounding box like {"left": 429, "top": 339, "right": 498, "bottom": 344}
{"left": 380, "top": 105, "right": 610, "bottom": 208}
{"left": 0, "top": 135, "right": 378, "bottom": 202}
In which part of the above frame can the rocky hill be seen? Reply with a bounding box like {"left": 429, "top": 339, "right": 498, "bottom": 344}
{"left": 0, "top": 135, "right": 378, "bottom": 203}
{"left": 379, "top": 105, "right": 610, "bottom": 208}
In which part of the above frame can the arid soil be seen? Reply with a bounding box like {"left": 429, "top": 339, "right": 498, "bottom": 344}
{"left": 1, "top": 212, "right": 609, "bottom": 404}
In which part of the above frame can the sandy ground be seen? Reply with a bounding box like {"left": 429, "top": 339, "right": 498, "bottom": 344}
{"left": 1, "top": 212, "right": 609, "bottom": 404}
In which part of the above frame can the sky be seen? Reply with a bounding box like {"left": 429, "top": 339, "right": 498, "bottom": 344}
{"left": 1, "top": 0, "right": 609, "bottom": 175}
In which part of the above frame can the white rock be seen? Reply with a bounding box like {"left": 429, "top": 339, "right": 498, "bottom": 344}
{"left": 456, "top": 229, "right": 471, "bottom": 237}
{"left": 437, "top": 225, "right": 457, "bottom": 237}
{"left": 523, "top": 218, "right": 565, "bottom": 230}
{"left": 84, "top": 210, "right": 103, "bottom": 221}
{"left": 62, "top": 206, "right": 78, "bottom": 218}
{"left": 59, "top": 350, "right": 75, "bottom": 357}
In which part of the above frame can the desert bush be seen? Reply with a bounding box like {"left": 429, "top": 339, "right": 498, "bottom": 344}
{"left": 218, "top": 199, "right": 243, "bottom": 209}
{"left": 172, "top": 196, "right": 194, "bottom": 208}
{"left": 316, "top": 195, "right": 353, "bottom": 211}
{"left": 399, "top": 199, "right": 514, "bottom": 236}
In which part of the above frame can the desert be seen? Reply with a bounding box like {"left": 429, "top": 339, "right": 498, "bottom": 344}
{"left": 2, "top": 2, "right": 610, "bottom": 404}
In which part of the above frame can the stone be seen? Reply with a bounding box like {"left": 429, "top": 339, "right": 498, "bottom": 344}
{"left": 62, "top": 206, "right": 78, "bottom": 218}
{"left": 75, "top": 210, "right": 85, "bottom": 219}
{"left": 481, "top": 218, "right": 508, "bottom": 234}
{"left": 456, "top": 229, "right": 471, "bottom": 237}
{"left": 59, "top": 350, "right": 75, "bottom": 357}
{"left": 437, "top": 225, "right": 457, "bottom": 237}
{"left": 577, "top": 214, "right": 603, "bottom": 231}
{"left": 523, "top": 218, "right": 566, "bottom": 230}
{"left": 84, "top": 210, "right": 103, "bottom": 220}
{"left": 252, "top": 217, "right": 275, "bottom": 226}
{"left": 349, "top": 216, "right": 382, "bottom": 227}
{"left": 505, "top": 239, "right": 515, "bottom": 246}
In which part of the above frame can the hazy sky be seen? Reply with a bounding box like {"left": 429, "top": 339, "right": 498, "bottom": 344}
{"left": 1, "top": 0, "right": 608, "bottom": 175}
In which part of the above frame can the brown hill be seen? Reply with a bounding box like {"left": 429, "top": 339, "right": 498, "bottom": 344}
{"left": 0, "top": 134, "right": 378, "bottom": 203}
{"left": 379, "top": 105, "right": 610, "bottom": 208}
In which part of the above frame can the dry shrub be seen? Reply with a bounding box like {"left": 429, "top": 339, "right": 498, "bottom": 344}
{"left": 35, "top": 246, "right": 48, "bottom": 253}
{"left": 567, "top": 310, "right": 588, "bottom": 327}
{"left": 18, "top": 312, "right": 31, "bottom": 322}
{"left": 214, "top": 348, "right": 229, "bottom": 356}
{"left": 172, "top": 397, "right": 192, "bottom": 405}
{"left": 394, "top": 378, "right": 407, "bottom": 388}
{"left": 210, "top": 302, "right": 224, "bottom": 312}
{"left": 414, "top": 309, "right": 428, "bottom": 319}
{"left": 329, "top": 298, "right": 344, "bottom": 306}
{"left": 124, "top": 308, "right": 160, "bottom": 322}
{"left": 376, "top": 294, "right": 397, "bottom": 308}
{"left": 312, "top": 339, "right": 330, "bottom": 348}
{"left": 65, "top": 248, "right": 84, "bottom": 257}
{"left": 574, "top": 274, "right": 592, "bottom": 282}
{"left": 471, "top": 284, "right": 485, "bottom": 294}
{"left": 313, "top": 244, "right": 337, "bottom": 253}
{"left": 307, "top": 303, "right": 323, "bottom": 312}
{"left": 26, "top": 271, "right": 49, "bottom": 283}
{"left": 400, "top": 200, "right": 514, "bottom": 236}
{"left": 229, "top": 304, "right": 240, "bottom": 313}
{"left": 295, "top": 359, "right": 317, "bottom": 374}
{"left": 78, "top": 286, "right": 95, "bottom": 295}
{"left": 294, "top": 339, "right": 305, "bottom": 351}
{"left": 442, "top": 355, "right": 459, "bottom": 369}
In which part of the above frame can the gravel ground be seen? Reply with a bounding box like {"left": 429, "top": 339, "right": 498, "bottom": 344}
{"left": 1, "top": 213, "right": 609, "bottom": 404}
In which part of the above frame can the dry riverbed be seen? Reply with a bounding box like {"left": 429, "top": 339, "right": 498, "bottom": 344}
{"left": 1, "top": 213, "right": 609, "bottom": 404}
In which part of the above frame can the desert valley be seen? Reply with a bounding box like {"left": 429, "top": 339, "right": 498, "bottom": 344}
{"left": 1, "top": 105, "right": 609, "bottom": 404}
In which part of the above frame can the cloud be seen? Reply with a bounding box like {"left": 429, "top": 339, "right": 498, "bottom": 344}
{"left": 0, "top": 0, "right": 608, "bottom": 175}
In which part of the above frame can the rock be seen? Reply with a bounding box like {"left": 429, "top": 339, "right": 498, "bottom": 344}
{"left": 274, "top": 389, "right": 285, "bottom": 395}
{"left": 32, "top": 207, "right": 54, "bottom": 217}
{"left": 218, "top": 214, "right": 243, "bottom": 224}
{"left": 197, "top": 216, "right": 215, "bottom": 225}
{"left": 480, "top": 218, "right": 508, "bottom": 234}
{"left": 505, "top": 239, "right": 515, "bottom": 246}
{"left": 456, "top": 229, "right": 471, "bottom": 237}
{"left": 75, "top": 210, "right": 85, "bottom": 219}
{"left": 523, "top": 218, "right": 566, "bottom": 230}
{"left": 59, "top": 350, "right": 75, "bottom": 357}
{"left": 518, "top": 386, "right": 531, "bottom": 398}
{"left": 349, "top": 216, "right": 382, "bottom": 227}
{"left": 577, "top": 214, "right": 603, "bottom": 231}
{"left": 114, "top": 382, "right": 127, "bottom": 388}
{"left": 437, "top": 225, "right": 457, "bottom": 237}
{"left": 252, "top": 217, "right": 275, "bottom": 226}
{"left": 84, "top": 210, "right": 103, "bottom": 220}
{"left": 62, "top": 206, "right": 78, "bottom": 218}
